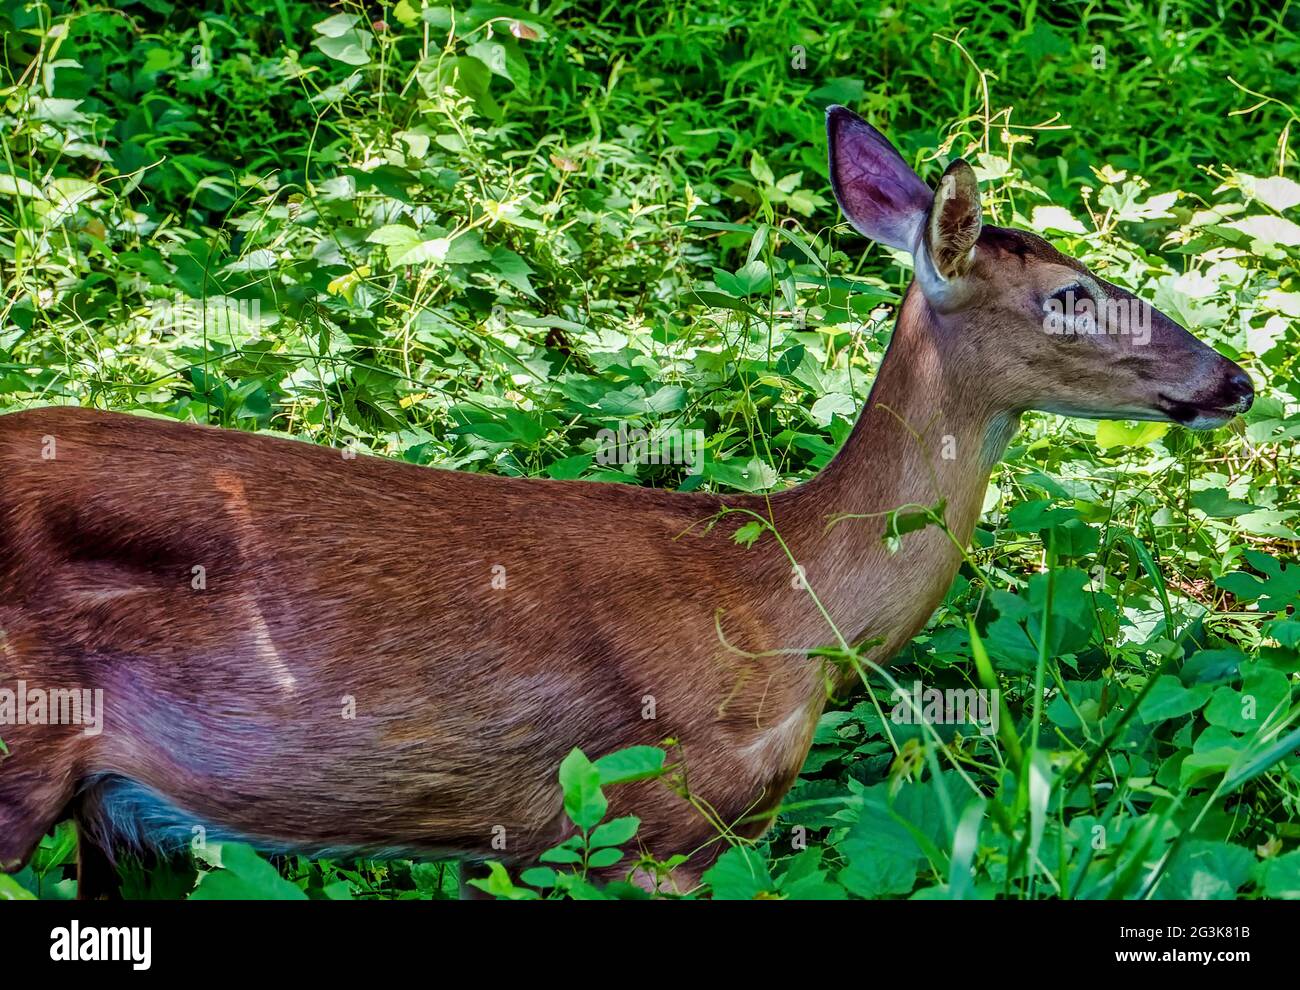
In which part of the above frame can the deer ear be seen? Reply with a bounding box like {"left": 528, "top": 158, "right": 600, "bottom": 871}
{"left": 826, "top": 106, "right": 931, "bottom": 252}
{"left": 924, "top": 158, "right": 982, "bottom": 280}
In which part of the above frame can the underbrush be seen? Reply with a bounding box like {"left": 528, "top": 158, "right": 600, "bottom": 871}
{"left": 1, "top": 0, "right": 1298, "bottom": 900}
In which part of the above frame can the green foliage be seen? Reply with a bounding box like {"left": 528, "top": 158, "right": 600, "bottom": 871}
{"left": 191, "top": 843, "right": 310, "bottom": 900}
{"left": 4, "top": 0, "right": 1299, "bottom": 900}
{"left": 470, "top": 745, "right": 667, "bottom": 899}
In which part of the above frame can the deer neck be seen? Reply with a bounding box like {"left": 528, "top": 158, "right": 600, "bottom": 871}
{"left": 779, "top": 283, "right": 1019, "bottom": 678}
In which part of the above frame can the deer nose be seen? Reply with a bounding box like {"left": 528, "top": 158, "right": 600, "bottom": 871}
{"left": 1224, "top": 367, "right": 1255, "bottom": 413}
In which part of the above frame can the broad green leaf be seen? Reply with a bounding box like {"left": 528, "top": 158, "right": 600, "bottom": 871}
{"left": 703, "top": 846, "right": 775, "bottom": 899}
{"left": 1257, "top": 850, "right": 1300, "bottom": 899}
{"left": 1216, "top": 551, "right": 1300, "bottom": 612}
{"left": 1139, "top": 676, "right": 1212, "bottom": 724}
{"left": 1162, "top": 841, "right": 1254, "bottom": 899}
{"left": 190, "top": 843, "right": 307, "bottom": 900}
{"left": 558, "top": 748, "right": 607, "bottom": 831}
{"left": 594, "top": 745, "right": 666, "bottom": 785}
{"left": 1095, "top": 420, "right": 1170, "bottom": 449}
{"left": 589, "top": 816, "right": 640, "bottom": 849}
{"left": 467, "top": 861, "right": 540, "bottom": 900}
{"left": 586, "top": 847, "right": 624, "bottom": 868}
{"left": 0, "top": 174, "right": 45, "bottom": 199}
{"left": 312, "top": 14, "right": 374, "bottom": 65}
{"left": 1031, "top": 205, "right": 1088, "bottom": 234}
{"left": 705, "top": 457, "right": 777, "bottom": 492}
{"left": 1225, "top": 214, "right": 1300, "bottom": 247}
{"left": 1203, "top": 669, "right": 1290, "bottom": 732}
{"left": 1190, "top": 487, "right": 1260, "bottom": 518}
{"left": 1250, "top": 175, "right": 1300, "bottom": 211}
{"left": 0, "top": 874, "right": 35, "bottom": 900}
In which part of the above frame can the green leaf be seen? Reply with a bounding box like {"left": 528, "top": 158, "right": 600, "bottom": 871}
{"left": 589, "top": 815, "right": 640, "bottom": 849}
{"left": 1162, "top": 841, "right": 1254, "bottom": 899}
{"left": 467, "top": 861, "right": 540, "bottom": 900}
{"left": 594, "top": 745, "right": 666, "bottom": 786}
{"left": 1006, "top": 498, "right": 1079, "bottom": 533}
{"left": 1190, "top": 487, "right": 1260, "bottom": 518}
{"left": 190, "top": 843, "right": 308, "bottom": 900}
{"left": 1224, "top": 214, "right": 1300, "bottom": 248}
{"left": 521, "top": 866, "right": 558, "bottom": 888}
{"left": 713, "top": 260, "right": 772, "bottom": 298}
{"left": 367, "top": 224, "right": 428, "bottom": 267}
{"left": 748, "top": 153, "right": 775, "bottom": 186}
{"left": 703, "top": 846, "right": 775, "bottom": 899}
{"left": 689, "top": 288, "right": 760, "bottom": 315}
{"left": 392, "top": 0, "right": 420, "bottom": 27}
{"left": 491, "top": 248, "right": 538, "bottom": 297}
{"left": 312, "top": 14, "right": 374, "bottom": 65}
{"left": 1267, "top": 619, "right": 1300, "bottom": 649}
{"left": 1179, "top": 745, "right": 1244, "bottom": 787}
{"left": 466, "top": 37, "right": 529, "bottom": 90}
{"left": 399, "top": 238, "right": 452, "bottom": 265}
{"left": 1250, "top": 175, "right": 1300, "bottom": 211}
{"left": 705, "top": 457, "right": 777, "bottom": 492}
{"left": 837, "top": 778, "right": 968, "bottom": 898}
{"left": 1257, "top": 850, "right": 1300, "bottom": 898}
{"left": 1139, "top": 676, "right": 1212, "bottom": 724}
{"left": 0, "top": 174, "right": 46, "bottom": 200}
{"left": 444, "top": 231, "right": 493, "bottom": 264}
{"left": 0, "top": 874, "right": 36, "bottom": 900}
{"left": 1095, "top": 420, "right": 1170, "bottom": 449}
{"left": 586, "top": 847, "right": 624, "bottom": 869}
{"left": 1215, "top": 552, "right": 1300, "bottom": 612}
{"left": 1181, "top": 649, "right": 1246, "bottom": 685}
{"left": 434, "top": 56, "right": 501, "bottom": 120}
{"left": 1031, "top": 204, "right": 1088, "bottom": 234}
{"left": 1216, "top": 717, "right": 1300, "bottom": 795}
{"left": 809, "top": 392, "right": 855, "bottom": 426}
{"left": 558, "top": 748, "right": 607, "bottom": 831}
{"left": 314, "top": 11, "right": 359, "bottom": 35}
{"left": 1203, "top": 669, "right": 1290, "bottom": 732}
{"left": 948, "top": 799, "right": 987, "bottom": 900}
{"left": 983, "top": 567, "right": 1097, "bottom": 675}
{"left": 779, "top": 871, "right": 847, "bottom": 899}
{"left": 539, "top": 843, "right": 584, "bottom": 865}
{"left": 546, "top": 453, "right": 592, "bottom": 480}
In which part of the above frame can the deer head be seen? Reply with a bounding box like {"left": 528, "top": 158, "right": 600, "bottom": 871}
{"left": 826, "top": 105, "right": 1253, "bottom": 430}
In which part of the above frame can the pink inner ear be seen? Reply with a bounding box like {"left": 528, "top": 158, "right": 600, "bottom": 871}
{"left": 827, "top": 107, "right": 932, "bottom": 252}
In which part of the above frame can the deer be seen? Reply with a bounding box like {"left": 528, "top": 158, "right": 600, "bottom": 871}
{"left": 0, "top": 106, "right": 1253, "bottom": 899}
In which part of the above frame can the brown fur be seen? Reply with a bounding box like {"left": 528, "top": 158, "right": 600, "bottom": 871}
{"left": 0, "top": 294, "right": 1009, "bottom": 890}
{"left": 0, "top": 114, "right": 1251, "bottom": 896}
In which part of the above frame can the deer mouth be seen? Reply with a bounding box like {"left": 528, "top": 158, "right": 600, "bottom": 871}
{"left": 1157, "top": 392, "right": 1251, "bottom": 430}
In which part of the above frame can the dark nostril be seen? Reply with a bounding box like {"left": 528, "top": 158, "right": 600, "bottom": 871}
{"left": 1228, "top": 368, "right": 1254, "bottom": 409}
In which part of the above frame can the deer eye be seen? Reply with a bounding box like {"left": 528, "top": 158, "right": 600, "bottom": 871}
{"left": 1042, "top": 283, "right": 1098, "bottom": 339}
{"left": 1047, "top": 283, "right": 1091, "bottom": 309}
